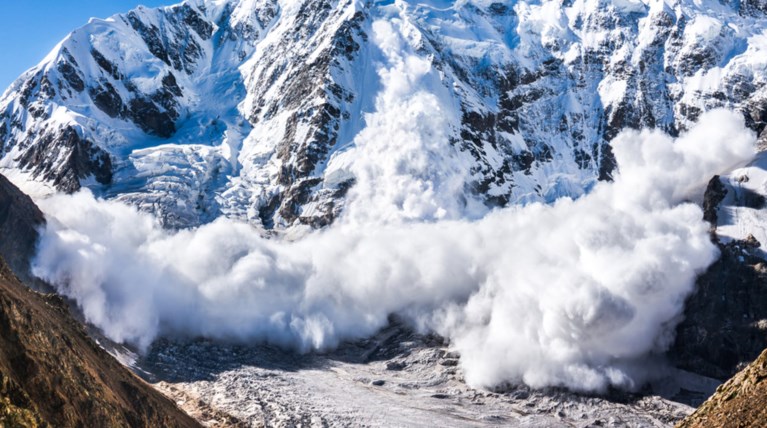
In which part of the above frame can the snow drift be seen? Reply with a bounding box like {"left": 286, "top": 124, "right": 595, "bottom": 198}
{"left": 32, "top": 109, "right": 755, "bottom": 392}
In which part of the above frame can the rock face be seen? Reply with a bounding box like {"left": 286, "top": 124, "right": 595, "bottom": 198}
{"left": 701, "top": 175, "right": 727, "bottom": 227}
{"left": 0, "top": 174, "right": 44, "bottom": 283}
{"left": 671, "top": 168, "right": 767, "bottom": 381}
{"left": 677, "top": 348, "right": 767, "bottom": 428}
{"left": 3, "top": 0, "right": 767, "bottom": 229}
{"left": 670, "top": 154, "right": 767, "bottom": 381}
{"left": 671, "top": 236, "right": 767, "bottom": 381}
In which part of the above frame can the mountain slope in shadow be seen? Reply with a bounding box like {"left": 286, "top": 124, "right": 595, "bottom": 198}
{"left": 0, "top": 173, "right": 199, "bottom": 428}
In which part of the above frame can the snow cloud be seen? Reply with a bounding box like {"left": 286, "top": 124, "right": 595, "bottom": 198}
{"left": 32, "top": 108, "right": 754, "bottom": 392}
{"left": 29, "top": 18, "right": 757, "bottom": 392}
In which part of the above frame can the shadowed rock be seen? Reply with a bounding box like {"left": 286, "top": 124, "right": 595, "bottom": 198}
{"left": 0, "top": 174, "right": 44, "bottom": 283}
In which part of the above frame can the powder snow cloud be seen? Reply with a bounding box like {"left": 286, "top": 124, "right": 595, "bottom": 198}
{"left": 30, "top": 18, "right": 757, "bottom": 393}
{"left": 32, "top": 107, "right": 754, "bottom": 392}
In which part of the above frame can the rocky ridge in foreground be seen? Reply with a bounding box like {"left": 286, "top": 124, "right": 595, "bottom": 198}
{"left": 677, "top": 348, "right": 767, "bottom": 428}
{"left": 0, "top": 174, "right": 199, "bottom": 428}
{"left": 0, "top": 174, "right": 44, "bottom": 284}
{"left": 0, "top": 258, "right": 199, "bottom": 428}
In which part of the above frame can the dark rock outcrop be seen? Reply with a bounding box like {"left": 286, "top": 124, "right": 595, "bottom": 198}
{"left": 671, "top": 172, "right": 767, "bottom": 381}
{"left": 702, "top": 175, "right": 727, "bottom": 227}
{"left": 128, "top": 97, "right": 177, "bottom": 138}
{"left": 0, "top": 174, "right": 44, "bottom": 283}
{"left": 671, "top": 235, "right": 767, "bottom": 381}
{"left": 16, "top": 127, "right": 113, "bottom": 193}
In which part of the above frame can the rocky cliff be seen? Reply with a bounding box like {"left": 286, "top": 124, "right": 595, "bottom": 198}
{"left": 672, "top": 234, "right": 767, "bottom": 381}
{"left": 0, "top": 174, "right": 44, "bottom": 283}
{"left": 0, "top": 258, "right": 200, "bottom": 427}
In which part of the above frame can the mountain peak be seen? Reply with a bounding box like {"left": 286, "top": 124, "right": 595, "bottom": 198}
{"left": 2, "top": 0, "right": 767, "bottom": 229}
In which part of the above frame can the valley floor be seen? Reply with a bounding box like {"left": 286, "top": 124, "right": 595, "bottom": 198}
{"left": 130, "top": 322, "right": 716, "bottom": 427}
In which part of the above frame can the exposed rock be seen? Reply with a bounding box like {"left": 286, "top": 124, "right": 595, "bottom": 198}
{"left": 677, "top": 348, "right": 767, "bottom": 428}
{"left": 129, "top": 97, "right": 176, "bottom": 138}
{"left": 671, "top": 235, "right": 767, "bottom": 381}
{"left": 91, "top": 49, "right": 123, "bottom": 81}
{"left": 0, "top": 256, "right": 200, "bottom": 428}
{"left": 0, "top": 174, "right": 44, "bottom": 283}
{"left": 56, "top": 49, "right": 85, "bottom": 94}
{"left": 15, "top": 126, "right": 112, "bottom": 193}
{"left": 88, "top": 81, "right": 125, "bottom": 118}
{"left": 672, "top": 165, "right": 767, "bottom": 382}
{"left": 702, "top": 175, "right": 727, "bottom": 227}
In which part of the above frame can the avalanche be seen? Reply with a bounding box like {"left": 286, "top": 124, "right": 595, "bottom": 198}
{"left": 1, "top": 0, "right": 765, "bottom": 394}
{"left": 33, "top": 109, "right": 755, "bottom": 392}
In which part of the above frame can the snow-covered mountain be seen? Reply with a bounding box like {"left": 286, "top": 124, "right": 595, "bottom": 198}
{"left": 2, "top": 0, "right": 767, "bottom": 229}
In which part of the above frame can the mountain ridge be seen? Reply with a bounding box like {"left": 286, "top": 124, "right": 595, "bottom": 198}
{"left": 677, "top": 347, "right": 767, "bottom": 428}
{"left": 4, "top": 0, "right": 767, "bottom": 229}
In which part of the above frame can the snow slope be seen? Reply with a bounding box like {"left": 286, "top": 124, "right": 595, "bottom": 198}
{"left": 3, "top": 0, "right": 767, "bottom": 229}
{"left": 714, "top": 151, "right": 767, "bottom": 254}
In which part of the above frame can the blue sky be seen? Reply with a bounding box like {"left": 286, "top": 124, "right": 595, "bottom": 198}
{"left": 0, "top": 1, "right": 176, "bottom": 91}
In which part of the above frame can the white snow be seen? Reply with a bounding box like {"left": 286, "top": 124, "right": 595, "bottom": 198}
{"left": 685, "top": 16, "right": 723, "bottom": 43}
{"left": 31, "top": 110, "right": 755, "bottom": 393}
{"left": 715, "top": 152, "right": 767, "bottom": 256}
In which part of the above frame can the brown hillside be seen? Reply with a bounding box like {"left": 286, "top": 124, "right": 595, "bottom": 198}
{"left": 0, "top": 256, "right": 200, "bottom": 428}
{"left": 0, "top": 173, "right": 199, "bottom": 427}
{"left": 0, "top": 174, "right": 44, "bottom": 283}
{"left": 677, "top": 348, "right": 767, "bottom": 428}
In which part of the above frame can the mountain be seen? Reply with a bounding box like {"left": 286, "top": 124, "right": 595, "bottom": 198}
{"left": 5, "top": 0, "right": 767, "bottom": 424}
{"left": 0, "top": 257, "right": 200, "bottom": 428}
{"left": 3, "top": 0, "right": 767, "bottom": 228}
